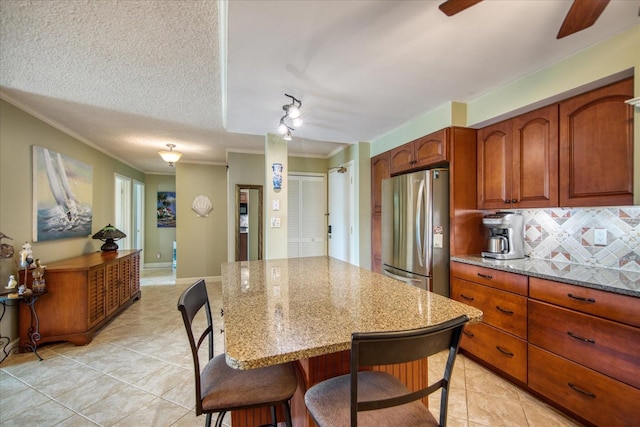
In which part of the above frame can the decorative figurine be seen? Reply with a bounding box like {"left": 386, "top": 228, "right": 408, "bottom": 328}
{"left": 19, "top": 242, "right": 34, "bottom": 268}
{"left": 32, "top": 259, "right": 46, "bottom": 292}
{"left": 6, "top": 274, "right": 17, "bottom": 289}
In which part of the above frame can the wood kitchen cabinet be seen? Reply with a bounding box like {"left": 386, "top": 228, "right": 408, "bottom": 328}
{"left": 370, "top": 152, "right": 390, "bottom": 273}
{"left": 559, "top": 77, "right": 634, "bottom": 207}
{"left": 528, "top": 277, "right": 640, "bottom": 427}
{"left": 389, "top": 129, "right": 447, "bottom": 175}
{"left": 20, "top": 250, "right": 142, "bottom": 349}
{"left": 477, "top": 104, "right": 558, "bottom": 209}
{"left": 450, "top": 262, "right": 528, "bottom": 383}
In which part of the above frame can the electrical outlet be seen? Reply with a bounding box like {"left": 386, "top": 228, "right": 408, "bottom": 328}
{"left": 594, "top": 229, "right": 607, "bottom": 246}
{"left": 156, "top": 252, "right": 161, "bottom": 259}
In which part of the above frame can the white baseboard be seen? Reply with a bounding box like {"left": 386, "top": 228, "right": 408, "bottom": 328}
{"left": 143, "top": 262, "right": 173, "bottom": 268}
{"left": 176, "top": 276, "right": 221, "bottom": 285}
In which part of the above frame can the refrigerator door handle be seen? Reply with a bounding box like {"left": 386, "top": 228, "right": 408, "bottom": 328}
{"left": 383, "top": 267, "right": 424, "bottom": 287}
{"left": 415, "top": 178, "right": 425, "bottom": 268}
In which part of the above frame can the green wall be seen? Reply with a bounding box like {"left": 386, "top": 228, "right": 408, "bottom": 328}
{"left": 371, "top": 25, "right": 640, "bottom": 156}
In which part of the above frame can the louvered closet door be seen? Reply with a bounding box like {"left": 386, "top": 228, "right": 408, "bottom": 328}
{"left": 288, "top": 175, "right": 326, "bottom": 258}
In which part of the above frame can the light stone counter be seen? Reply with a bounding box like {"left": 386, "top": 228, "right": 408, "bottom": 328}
{"left": 221, "top": 256, "right": 483, "bottom": 370}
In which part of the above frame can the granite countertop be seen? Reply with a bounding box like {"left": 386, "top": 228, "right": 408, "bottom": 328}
{"left": 451, "top": 255, "right": 640, "bottom": 298}
{"left": 221, "top": 256, "right": 483, "bottom": 370}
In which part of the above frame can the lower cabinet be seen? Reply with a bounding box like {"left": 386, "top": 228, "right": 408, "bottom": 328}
{"left": 450, "top": 262, "right": 528, "bottom": 383}
{"left": 458, "top": 321, "right": 527, "bottom": 383}
{"left": 20, "top": 250, "right": 141, "bottom": 348}
{"left": 451, "top": 262, "right": 640, "bottom": 427}
{"left": 528, "top": 345, "right": 640, "bottom": 427}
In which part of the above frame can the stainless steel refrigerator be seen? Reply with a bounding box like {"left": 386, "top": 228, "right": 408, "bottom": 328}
{"left": 381, "top": 168, "right": 450, "bottom": 296}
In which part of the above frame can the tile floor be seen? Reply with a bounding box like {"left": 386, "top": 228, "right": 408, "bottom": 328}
{"left": 0, "top": 267, "right": 583, "bottom": 427}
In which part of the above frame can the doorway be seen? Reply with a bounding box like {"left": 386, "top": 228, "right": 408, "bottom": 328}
{"left": 115, "top": 174, "right": 131, "bottom": 250}
{"left": 235, "top": 185, "right": 263, "bottom": 261}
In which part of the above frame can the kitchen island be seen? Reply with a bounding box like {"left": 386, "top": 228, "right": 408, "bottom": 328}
{"left": 221, "top": 256, "right": 482, "bottom": 427}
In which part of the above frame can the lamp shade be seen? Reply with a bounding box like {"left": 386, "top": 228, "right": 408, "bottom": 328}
{"left": 159, "top": 144, "right": 183, "bottom": 166}
{"left": 92, "top": 224, "right": 126, "bottom": 252}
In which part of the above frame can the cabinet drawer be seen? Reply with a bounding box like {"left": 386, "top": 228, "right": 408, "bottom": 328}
{"left": 529, "top": 345, "right": 640, "bottom": 427}
{"left": 460, "top": 322, "right": 527, "bottom": 383}
{"left": 529, "top": 277, "right": 640, "bottom": 327}
{"left": 452, "top": 277, "right": 527, "bottom": 339}
{"left": 529, "top": 300, "right": 640, "bottom": 389}
{"left": 451, "top": 262, "right": 527, "bottom": 295}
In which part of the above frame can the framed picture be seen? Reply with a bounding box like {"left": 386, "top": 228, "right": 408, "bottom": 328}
{"left": 32, "top": 146, "right": 93, "bottom": 242}
{"left": 157, "top": 191, "right": 176, "bottom": 227}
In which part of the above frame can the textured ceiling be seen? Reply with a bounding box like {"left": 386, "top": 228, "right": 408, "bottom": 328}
{"left": 0, "top": 1, "right": 638, "bottom": 173}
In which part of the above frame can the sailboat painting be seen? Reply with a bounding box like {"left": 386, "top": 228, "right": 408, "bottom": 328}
{"left": 32, "top": 146, "right": 93, "bottom": 242}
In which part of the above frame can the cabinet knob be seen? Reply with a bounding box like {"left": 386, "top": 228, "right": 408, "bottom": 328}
{"left": 504, "top": 199, "right": 510, "bottom": 204}
{"left": 511, "top": 199, "right": 517, "bottom": 204}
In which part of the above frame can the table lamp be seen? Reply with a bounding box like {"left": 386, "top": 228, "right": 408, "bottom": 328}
{"left": 92, "top": 224, "right": 126, "bottom": 252}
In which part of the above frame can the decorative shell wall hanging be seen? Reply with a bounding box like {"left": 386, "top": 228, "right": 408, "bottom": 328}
{"left": 191, "top": 195, "right": 213, "bottom": 217}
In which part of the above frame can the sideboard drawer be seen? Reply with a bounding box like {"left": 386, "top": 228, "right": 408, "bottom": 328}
{"left": 529, "top": 299, "right": 640, "bottom": 389}
{"left": 451, "top": 262, "right": 528, "bottom": 295}
{"left": 529, "top": 345, "right": 640, "bottom": 427}
{"left": 529, "top": 277, "right": 640, "bottom": 327}
{"left": 460, "top": 321, "right": 527, "bottom": 383}
{"left": 452, "top": 277, "right": 527, "bottom": 339}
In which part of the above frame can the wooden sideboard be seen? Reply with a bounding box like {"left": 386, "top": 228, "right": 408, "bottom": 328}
{"left": 19, "top": 250, "right": 141, "bottom": 349}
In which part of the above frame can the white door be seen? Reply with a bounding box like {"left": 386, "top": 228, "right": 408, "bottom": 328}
{"left": 288, "top": 174, "right": 326, "bottom": 258}
{"left": 132, "top": 180, "right": 145, "bottom": 250}
{"left": 115, "top": 174, "right": 131, "bottom": 250}
{"left": 328, "top": 164, "right": 355, "bottom": 263}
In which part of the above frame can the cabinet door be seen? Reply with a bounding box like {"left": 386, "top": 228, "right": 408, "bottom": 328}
{"left": 87, "top": 266, "right": 106, "bottom": 329}
{"left": 460, "top": 321, "right": 527, "bottom": 383}
{"left": 119, "top": 255, "right": 132, "bottom": 305}
{"left": 371, "top": 153, "right": 390, "bottom": 273}
{"left": 512, "top": 105, "right": 558, "bottom": 208}
{"left": 413, "top": 129, "right": 448, "bottom": 169}
{"left": 131, "top": 252, "right": 141, "bottom": 296}
{"left": 477, "top": 119, "right": 513, "bottom": 209}
{"left": 559, "top": 77, "right": 634, "bottom": 207}
{"left": 105, "top": 260, "right": 120, "bottom": 315}
{"left": 389, "top": 141, "right": 414, "bottom": 175}
{"left": 529, "top": 345, "right": 640, "bottom": 427}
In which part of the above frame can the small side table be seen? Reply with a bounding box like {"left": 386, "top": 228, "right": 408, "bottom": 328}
{"left": 0, "top": 289, "right": 48, "bottom": 362}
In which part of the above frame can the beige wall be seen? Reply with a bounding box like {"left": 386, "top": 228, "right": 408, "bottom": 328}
{"left": 175, "top": 163, "right": 227, "bottom": 279}
{"left": 144, "top": 174, "right": 176, "bottom": 265}
{"left": 227, "top": 152, "right": 265, "bottom": 261}
{"left": 0, "top": 99, "right": 144, "bottom": 269}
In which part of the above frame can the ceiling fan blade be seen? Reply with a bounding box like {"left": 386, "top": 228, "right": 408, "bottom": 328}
{"left": 439, "top": 0, "right": 483, "bottom": 17}
{"left": 557, "top": 0, "right": 610, "bottom": 39}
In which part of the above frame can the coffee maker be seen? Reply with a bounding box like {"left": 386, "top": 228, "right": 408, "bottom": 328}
{"left": 481, "top": 212, "right": 524, "bottom": 260}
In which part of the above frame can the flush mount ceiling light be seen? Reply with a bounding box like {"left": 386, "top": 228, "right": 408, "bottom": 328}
{"left": 158, "top": 143, "right": 183, "bottom": 167}
{"left": 277, "top": 94, "right": 302, "bottom": 140}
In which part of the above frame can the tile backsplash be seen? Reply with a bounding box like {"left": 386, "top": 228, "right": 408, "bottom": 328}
{"left": 518, "top": 207, "right": 640, "bottom": 271}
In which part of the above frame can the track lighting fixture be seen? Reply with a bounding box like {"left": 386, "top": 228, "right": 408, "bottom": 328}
{"left": 277, "top": 94, "right": 302, "bottom": 140}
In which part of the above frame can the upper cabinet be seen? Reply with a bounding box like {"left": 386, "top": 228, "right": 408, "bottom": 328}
{"left": 559, "top": 77, "right": 634, "bottom": 207}
{"left": 389, "top": 129, "right": 448, "bottom": 175}
{"left": 477, "top": 104, "right": 559, "bottom": 209}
